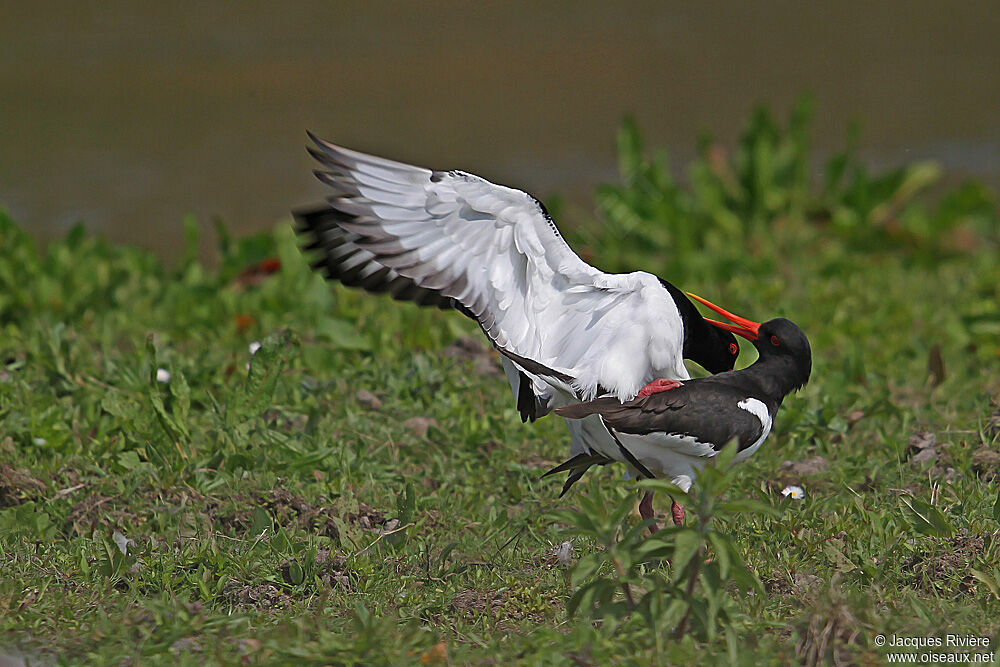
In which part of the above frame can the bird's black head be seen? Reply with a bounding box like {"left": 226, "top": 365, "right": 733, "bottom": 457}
{"left": 685, "top": 293, "right": 812, "bottom": 398}
{"left": 658, "top": 280, "right": 740, "bottom": 374}
{"left": 687, "top": 324, "right": 740, "bottom": 374}
{"left": 751, "top": 318, "right": 812, "bottom": 393}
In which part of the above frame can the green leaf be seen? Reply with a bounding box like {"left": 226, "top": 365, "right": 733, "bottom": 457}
{"left": 724, "top": 541, "right": 763, "bottom": 594}
{"left": 117, "top": 450, "right": 143, "bottom": 471}
{"left": 719, "top": 499, "right": 781, "bottom": 517}
{"left": 181, "top": 215, "right": 200, "bottom": 269}
{"left": 229, "top": 330, "right": 298, "bottom": 424}
{"left": 287, "top": 561, "right": 304, "bottom": 585}
{"left": 316, "top": 317, "right": 371, "bottom": 351}
{"left": 899, "top": 496, "right": 955, "bottom": 537}
{"left": 707, "top": 532, "right": 732, "bottom": 580}
{"left": 713, "top": 438, "right": 741, "bottom": 472}
{"left": 570, "top": 554, "right": 601, "bottom": 586}
{"left": 436, "top": 542, "right": 458, "bottom": 575}
{"left": 567, "top": 580, "right": 603, "bottom": 619}
{"left": 250, "top": 508, "right": 271, "bottom": 537}
{"left": 970, "top": 569, "right": 1000, "bottom": 600}
{"left": 396, "top": 481, "right": 416, "bottom": 525}
{"left": 387, "top": 481, "right": 416, "bottom": 547}
{"left": 670, "top": 528, "right": 702, "bottom": 583}
{"left": 170, "top": 369, "right": 191, "bottom": 428}
{"left": 146, "top": 335, "right": 188, "bottom": 441}
{"left": 100, "top": 389, "right": 141, "bottom": 422}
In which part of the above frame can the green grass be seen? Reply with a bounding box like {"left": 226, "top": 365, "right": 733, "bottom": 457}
{"left": 2, "top": 102, "right": 1000, "bottom": 665}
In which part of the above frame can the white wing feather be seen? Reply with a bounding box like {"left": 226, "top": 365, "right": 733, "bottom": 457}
{"left": 308, "top": 136, "right": 688, "bottom": 401}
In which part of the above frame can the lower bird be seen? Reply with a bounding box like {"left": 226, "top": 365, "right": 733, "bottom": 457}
{"left": 500, "top": 296, "right": 811, "bottom": 530}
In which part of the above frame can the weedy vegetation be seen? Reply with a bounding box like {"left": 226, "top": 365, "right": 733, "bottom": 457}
{"left": 1, "top": 99, "right": 999, "bottom": 664}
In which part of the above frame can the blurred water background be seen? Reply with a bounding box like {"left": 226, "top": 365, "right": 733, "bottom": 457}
{"left": 2, "top": 2, "right": 998, "bottom": 259}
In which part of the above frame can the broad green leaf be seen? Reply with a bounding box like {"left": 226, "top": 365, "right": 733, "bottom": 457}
{"left": 719, "top": 499, "right": 781, "bottom": 517}
{"left": 707, "top": 532, "right": 732, "bottom": 579}
{"left": 713, "top": 438, "right": 741, "bottom": 471}
{"left": 970, "top": 569, "right": 1000, "bottom": 600}
{"left": 670, "top": 528, "right": 702, "bottom": 583}
{"left": 287, "top": 561, "right": 304, "bottom": 585}
{"left": 170, "top": 369, "right": 191, "bottom": 428}
{"left": 899, "top": 496, "right": 955, "bottom": 537}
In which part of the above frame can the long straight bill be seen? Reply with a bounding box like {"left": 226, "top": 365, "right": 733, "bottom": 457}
{"left": 686, "top": 292, "right": 761, "bottom": 341}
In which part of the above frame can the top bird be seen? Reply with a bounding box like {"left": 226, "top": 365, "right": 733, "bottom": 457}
{"left": 295, "top": 136, "right": 746, "bottom": 455}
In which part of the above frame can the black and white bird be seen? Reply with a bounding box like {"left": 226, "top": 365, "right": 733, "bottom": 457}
{"left": 294, "top": 136, "right": 743, "bottom": 460}
{"left": 503, "top": 297, "right": 811, "bottom": 529}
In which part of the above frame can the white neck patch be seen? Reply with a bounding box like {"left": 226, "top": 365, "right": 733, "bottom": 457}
{"left": 737, "top": 398, "right": 770, "bottom": 428}
{"left": 735, "top": 397, "right": 773, "bottom": 463}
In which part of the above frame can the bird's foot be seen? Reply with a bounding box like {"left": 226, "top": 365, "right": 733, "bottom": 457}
{"left": 639, "top": 491, "right": 659, "bottom": 534}
{"left": 671, "top": 501, "right": 685, "bottom": 526}
{"left": 637, "top": 378, "right": 683, "bottom": 398}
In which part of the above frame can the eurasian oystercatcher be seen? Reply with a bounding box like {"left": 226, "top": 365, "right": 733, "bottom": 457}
{"left": 294, "top": 136, "right": 745, "bottom": 460}
{"left": 501, "top": 298, "right": 811, "bottom": 529}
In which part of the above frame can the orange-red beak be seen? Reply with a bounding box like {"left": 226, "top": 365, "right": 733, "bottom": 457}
{"left": 686, "top": 292, "right": 761, "bottom": 341}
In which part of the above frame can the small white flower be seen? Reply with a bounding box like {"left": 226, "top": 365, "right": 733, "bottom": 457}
{"left": 249, "top": 341, "right": 262, "bottom": 355}
{"left": 156, "top": 368, "right": 171, "bottom": 383}
{"left": 781, "top": 485, "right": 805, "bottom": 500}
{"left": 32, "top": 437, "right": 47, "bottom": 446}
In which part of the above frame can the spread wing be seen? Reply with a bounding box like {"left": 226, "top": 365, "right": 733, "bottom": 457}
{"left": 300, "top": 136, "right": 687, "bottom": 400}
{"left": 296, "top": 206, "right": 463, "bottom": 311}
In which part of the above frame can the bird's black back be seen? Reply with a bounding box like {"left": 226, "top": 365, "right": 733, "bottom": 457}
{"left": 557, "top": 377, "right": 769, "bottom": 452}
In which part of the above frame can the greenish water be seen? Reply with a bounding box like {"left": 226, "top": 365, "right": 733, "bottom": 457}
{"left": 2, "top": 2, "right": 998, "bottom": 258}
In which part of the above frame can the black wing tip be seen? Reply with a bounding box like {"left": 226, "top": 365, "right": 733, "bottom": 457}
{"left": 306, "top": 129, "right": 326, "bottom": 148}
{"left": 516, "top": 371, "right": 537, "bottom": 423}
{"left": 496, "top": 348, "right": 574, "bottom": 384}
{"left": 291, "top": 203, "right": 327, "bottom": 225}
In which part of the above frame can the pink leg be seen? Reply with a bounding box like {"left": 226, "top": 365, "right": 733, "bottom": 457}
{"left": 671, "top": 500, "right": 685, "bottom": 526}
{"left": 637, "top": 379, "right": 683, "bottom": 398}
{"left": 639, "top": 491, "right": 659, "bottom": 534}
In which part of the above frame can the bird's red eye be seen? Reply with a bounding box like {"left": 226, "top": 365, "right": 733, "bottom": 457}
{"left": 729, "top": 342, "right": 739, "bottom": 355}
{"left": 770, "top": 335, "right": 780, "bottom": 346}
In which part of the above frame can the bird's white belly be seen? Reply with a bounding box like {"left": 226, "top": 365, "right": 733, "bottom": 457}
{"left": 616, "top": 431, "right": 714, "bottom": 492}
{"left": 564, "top": 414, "right": 620, "bottom": 459}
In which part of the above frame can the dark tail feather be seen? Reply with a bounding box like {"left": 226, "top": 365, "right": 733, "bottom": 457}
{"left": 495, "top": 347, "right": 575, "bottom": 384}
{"left": 560, "top": 469, "right": 589, "bottom": 497}
{"left": 554, "top": 397, "right": 623, "bottom": 420}
{"left": 541, "top": 452, "right": 614, "bottom": 496}
{"left": 516, "top": 371, "right": 536, "bottom": 423}
{"left": 541, "top": 452, "right": 607, "bottom": 478}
